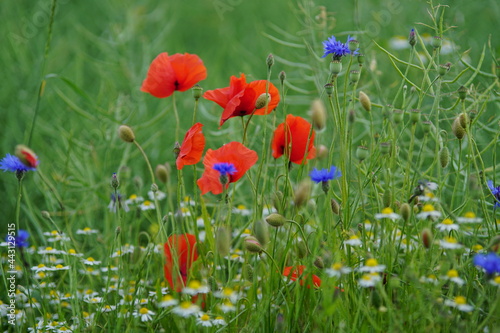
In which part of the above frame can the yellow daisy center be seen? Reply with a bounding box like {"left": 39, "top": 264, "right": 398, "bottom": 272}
{"left": 366, "top": 258, "right": 379, "bottom": 267}
{"left": 454, "top": 296, "right": 466, "bottom": 305}
{"left": 422, "top": 204, "right": 435, "bottom": 212}
{"left": 201, "top": 314, "right": 210, "bottom": 321}
{"left": 180, "top": 301, "right": 192, "bottom": 309}
{"left": 86, "top": 257, "right": 95, "bottom": 262}
{"left": 188, "top": 280, "right": 201, "bottom": 289}
{"left": 447, "top": 269, "right": 459, "bottom": 278}
{"left": 68, "top": 249, "right": 76, "bottom": 254}
{"left": 472, "top": 244, "right": 483, "bottom": 252}
{"left": 381, "top": 207, "right": 394, "bottom": 214}
{"left": 332, "top": 263, "right": 343, "bottom": 270}
{"left": 55, "top": 264, "right": 64, "bottom": 269}
{"left": 139, "top": 307, "right": 149, "bottom": 315}
{"left": 463, "top": 211, "right": 476, "bottom": 218}
{"left": 46, "top": 247, "right": 53, "bottom": 251}
{"left": 494, "top": 276, "right": 500, "bottom": 284}
{"left": 442, "top": 218, "right": 453, "bottom": 225}
{"left": 223, "top": 287, "right": 233, "bottom": 296}
{"left": 444, "top": 236, "right": 457, "bottom": 244}
{"left": 83, "top": 227, "right": 91, "bottom": 232}
{"left": 237, "top": 204, "right": 247, "bottom": 210}
{"left": 129, "top": 194, "right": 137, "bottom": 200}
{"left": 349, "top": 235, "right": 359, "bottom": 240}
{"left": 143, "top": 200, "right": 151, "bottom": 206}
{"left": 162, "top": 295, "right": 174, "bottom": 301}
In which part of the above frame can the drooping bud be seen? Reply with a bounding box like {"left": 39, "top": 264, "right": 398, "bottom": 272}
{"left": 314, "top": 256, "right": 325, "bottom": 269}
{"left": 255, "top": 93, "right": 271, "bottom": 109}
{"left": 244, "top": 236, "right": 263, "bottom": 254}
{"left": 432, "top": 36, "right": 442, "bottom": 49}
{"left": 408, "top": 29, "right": 416, "bottom": 47}
{"left": 359, "top": 91, "right": 371, "bottom": 112}
{"left": 421, "top": 228, "right": 433, "bottom": 249}
{"left": 330, "top": 198, "right": 340, "bottom": 215}
{"left": 400, "top": 203, "right": 411, "bottom": 221}
{"left": 155, "top": 164, "right": 170, "bottom": 184}
{"left": 410, "top": 109, "right": 421, "bottom": 124}
{"left": 439, "top": 146, "right": 450, "bottom": 168}
{"left": 266, "top": 213, "right": 286, "bottom": 228}
{"left": 294, "top": 180, "right": 312, "bottom": 207}
{"left": 266, "top": 53, "right": 275, "bottom": 70}
{"left": 254, "top": 218, "right": 270, "bottom": 246}
{"left": 452, "top": 117, "right": 466, "bottom": 140}
{"left": 330, "top": 60, "right": 342, "bottom": 75}
{"left": 349, "top": 70, "right": 360, "bottom": 83}
{"left": 216, "top": 227, "right": 231, "bottom": 257}
{"left": 15, "top": 145, "right": 38, "bottom": 168}
{"left": 356, "top": 146, "right": 369, "bottom": 161}
{"left": 118, "top": 125, "right": 135, "bottom": 143}
{"left": 457, "top": 86, "right": 467, "bottom": 101}
{"left": 324, "top": 83, "right": 334, "bottom": 97}
{"left": 310, "top": 98, "right": 327, "bottom": 131}
{"left": 41, "top": 211, "right": 51, "bottom": 219}
{"left": 111, "top": 173, "right": 120, "bottom": 189}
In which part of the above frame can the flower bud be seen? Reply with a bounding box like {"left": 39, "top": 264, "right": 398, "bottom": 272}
{"left": 383, "top": 189, "right": 392, "bottom": 208}
{"left": 330, "top": 60, "right": 342, "bottom": 75}
{"left": 432, "top": 36, "right": 442, "bottom": 49}
{"left": 118, "top": 125, "right": 135, "bottom": 143}
{"left": 452, "top": 117, "right": 466, "bottom": 140}
{"left": 173, "top": 142, "right": 181, "bottom": 159}
{"left": 310, "top": 98, "right": 327, "bottom": 130}
{"left": 349, "top": 70, "right": 360, "bottom": 83}
{"left": 314, "top": 256, "right": 325, "bottom": 269}
{"left": 244, "top": 236, "right": 263, "bottom": 254}
{"left": 421, "top": 228, "right": 433, "bottom": 249}
{"left": 294, "top": 180, "right": 312, "bottom": 207}
{"left": 41, "top": 211, "right": 51, "bottom": 219}
{"left": 216, "top": 227, "right": 231, "bottom": 257}
{"left": 439, "top": 146, "right": 449, "bottom": 168}
{"left": 348, "top": 39, "right": 359, "bottom": 53}
{"left": 155, "top": 164, "right": 170, "bottom": 184}
{"left": 254, "top": 218, "right": 270, "bottom": 246}
{"left": 324, "top": 83, "right": 334, "bottom": 97}
{"left": 356, "top": 146, "right": 369, "bottom": 161}
{"left": 266, "top": 53, "right": 275, "bottom": 70}
{"left": 400, "top": 203, "right": 411, "bottom": 222}
{"left": 410, "top": 109, "right": 421, "bottom": 124}
{"left": 317, "top": 145, "right": 328, "bottom": 159}
{"left": 408, "top": 29, "right": 416, "bottom": 47}
{"left": 273, "top": 191, "right": 284, "bottom": 213}
{"left": 330, "top": 198, "right": 340, "bottom": 215}
{"left": 255, "top": 93, "right": 271, "bottom": 109}
{"left": 150, "top": 183, "right": 158, "bottom": 194}
{"left": 457, "top": 86, "right": 467, "bottom": 101}
{"left": 266, "top": 213, "right": 286, "bottom": 228}
{"left": 244, "top": 264, "right": 254, "bottom": 281}
{"left": 279, "top": 71, "right": 286, "bottom": 85}
{"left": 359, "top": 91, "right": 371, "bottom": 112}
{"left": 392, "top": 109, "right": 404, "bottom": 124}
{"left": 15, "top": 145, "right": 38, "bottom": 168}
{"left": 458, "top": 112, "right": 469, "bottom": 129}
{"left": 111, "top": 173, "right": 119, "bottom": 189}
{"left": 115, "top": 226, "right": 121, "bottom": 236}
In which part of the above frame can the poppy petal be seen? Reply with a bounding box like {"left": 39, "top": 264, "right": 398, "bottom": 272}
{"left": 169, "top": 53, "right": 207, "bottom": 91}
{"left": 176, "top": 123, "right": 205, "bottom": 170}
{"left": 164, "top": 233, "right": 198, "bottom": 292}
{"left": 141, "top": 53, "right": 177, "bottom": 98}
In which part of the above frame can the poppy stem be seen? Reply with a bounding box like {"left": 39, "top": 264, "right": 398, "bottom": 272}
{"left": 242, "top": 108, "right": 257, "bottom": 145}
{"left": 173, "top": 93, "right": 180, "bottom": 141}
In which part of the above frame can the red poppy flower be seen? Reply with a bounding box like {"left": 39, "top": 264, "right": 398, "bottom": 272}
{"left": 141, "top": 53, "right": 207, "bottom": 98}
{"left": 164, "top": 233, "right": 198, "bottom": 292}
{"left": 176, "top": 123, "right": 205, "bottom": 170}
{"left": 203, "top": 73, "right": 280, "bottom": 126}
{"left": 271, "top": 114, "right": 316, "bottom": 164}
{"left": 197, "top": 141, "right": 258, "bottom": 195}
{"left": 283, "top": 265, "right": 321, "bottom": 288}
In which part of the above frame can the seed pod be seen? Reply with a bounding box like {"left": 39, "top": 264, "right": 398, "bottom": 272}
{"left": 244, "top": 236, "right": 263, "bottom": 254}
{"left": 432, "top": 36, "right": 442, "bottom": 49}
{"left": 439, "top": 146, "right": 449, "bottom": 168}
{"left": 421, "top": 228, "right": 433, "bottom": 249}
{"left": 392, "top": 109, "right": 404, "bottom": 124}
{"left": 410, "top": 109, "right": 421, "bottom": 124}
{"left": 324, "top": 83, "right": 334, "bottom": 97}
{"left": 452, "top": 117, "right": 466, "bottom": 140}
{"left": 356, "top": 146, "right": 369, "bottom": 161}
{"left": 294, "top": 180, "right": 312, "bottom": 207}
{"left": 330, "top": 60, "right": 342, "bottom": 75}
{"left": 192, "top": 85, "right": 203, "bottom": 100}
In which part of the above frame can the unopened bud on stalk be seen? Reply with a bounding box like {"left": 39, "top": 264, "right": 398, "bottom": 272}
{"left": 400, "top": 203, "right": 411, "bottom": 221}
{"left": 458, "top": 86, "right": 467, "bottom": 101}
{"left": 439, "top": 146, "right": 450, "bottom": 168}
{"left": 356, "top": 146, "right": 369, "bottom": 161}
{"left": 410, "top": 109, "right": 421, "bottom": 124}
{"left": 266, "top": 213, "right": 286, "bottom": 228}
{"left": 255, "top": 93, "right": 271, "bottom": 109}
{"left": 266, "top": 53, "right": 275, "bottom": 70}
{"left": 330, "top": 60, "right": 342, "bottom": 75}
{"left": 254, "top": 218, "right": 270, "bottom": 246}
{"left": 244, "top": 264, "right": 254, "bottom": 281}
{"left": 348, "top": 109, "right": 356, "bottom": 124}
{"left": 459, "top": 112, "right": 469, "bottom": 129}
{"left": 422, "top": 121, "right": 432, "bottom": 134}
{"left": 324, "top": 83, "right": 334, "bottom": 97}
{"left": 115, "top": 227, "right": 121, "bottom": 236}
{"left": 452, "top": 117, "right": 466, "bottom": 140}
{"left": 330, "top": 198, "right": 340, "bottom": 215}
{"left": 421, "top": 228, "right": 433, "bottom": 249}
{"left": 383, "top": 189, "right": 392, "bottom": 208}
{"left": 216, "top": 227, "right": 231, "bottom": 257}
{"left": 111, "top": 173, "right": 120, "bottom": 189}
{"left": 294, "top": 180, "right": 312, "bottom": 207}
{"left": 314, "top": 256, "right": 325, "bottom": 269}
{"left": 392, "top": 109, "right": 404, "bottom": 124}
{"left": 359, "top": 91, "right": 371, "bottom": 112}
{"left": 173, "top": 142, "right": 181, "bottom": 159}
{"left": 192, "top": 85, "right": 203, "bottom": 100}
{"left": 310, "top": 98, "right": 327, "bottom": 130}
{"left": 244, "top": 236, "right": 263, "bottom": 254}
{"left": 118, "top": 125, "right": 135, "bottom": 143}
{"left": 279, "top": 71, "right": 286, "bottom": 85}
{"left": 41, "top": 211, "right": 51, "bottom": 219}
{"left": 155, "top": 164, "right": 170, "bottom": 184}
{"left": 150, "top": 183, "right": 158, "bottom": 193}
{"left": 408, "top": 29, "right": 416, "bottom": 47}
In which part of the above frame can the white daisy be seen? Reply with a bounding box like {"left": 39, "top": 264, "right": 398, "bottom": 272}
{"left": 325, "top": 263, "right": 352, "bottom": 278}
{"left": 133, "top": 307, "right": 155, "bottom": 322}
{"left": 436, "top": 218, "right": 459, "bottom": 232}
{"left": 76, "top": 227, "right": 99, "bottom": 235}
{"left": 374, "top": 207, "right": 400, "bottom": 220}
{"left": 82, "top": 257, "right": 101, "bottom": 265}
{"left": 358, "top": 273, "right": 382, "bottom": 288}
{"left": 171, "top": 301, "right": 201, "bottom": 318}
{"left": 444, "top": 296, "right": 473, "bottom": 312}
{"left": 125, "top": 194, "right": 144, "bottom": 205}
{"left": 148, "top": 190, "right": 166, "bottom": 201}
{"left": 182, "top": 280, "right": 210, "bottom": 296}
{"left": 158, "top": 295, "right": 178, "bottom": 308}
{"left": 344, "top": 235, "right": 362, "bottom": 247}
{"left": 456, "top": 212, "right": 483, "bottom": 224}
{"left": 139, "top": 200, "right": 155, "bottom": 211}
{"left": 416, "top": 204, "right": 442, "bottom": 220}
{"left": 196, "top": 313, "right": 213, "bottom": 327}
{"left": 438, "top": 236, "right": 463, "bottom": 250}
{"left": 358, "top": 258, "right": 386, "bottom": 273}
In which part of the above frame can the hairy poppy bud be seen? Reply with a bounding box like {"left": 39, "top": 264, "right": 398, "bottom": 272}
{"left": 330, "top": 198, "right": 340, "bottom": 215}
{"left": 41, "top": 211, "right": 51, "bottom": 219}
{"left": 324, "top": 83, "right": 334, "bottom": 97}
{"left": 459, "top": 112, "right": 469, "bottom": 129}
{"left": 115, "top": 226, "right": 121, "bottom": 236}
{"left": 192, "top": 84, "right": 203, "bottom": 100}
{"left": 155, "top": 164, "right": 170, "bottom": 184}
{"left": 400, "top": 203, "right": 411, "bottom": 221}
{"left": 118, "top": 125, "right": 135, "bottom": 143}
{"left": 317, "top": 145, "right": 328, "bottom": 159}
{"left": 356, "top": 146, "right": 369, "bottom": 161}
{"left": 294, "top": 180, "right": 312, "bottom": 207}
{"left": 432, "top": 36, "right": 442, "bottom": 49}
{"left": 359, "top": 91, "right": 371, "bottom": 112}
{"left": 255, "top": 93, "right": 271, "bottom": 109}
{"left": 310, "top": 98, "right": 327, "bottom": 130}
{"left": 421, "top": 228, "right": 433, "bottom": 249}
{"left": 410, "top": 109, "right": 421, "bottom": 124}
{"left": 244, "top": 236, "right": 263, "bottom": 254}
{"left": 452, "top": 117, "right": 466, "bottom": 140}
{"left": 151, "top": 183, "right": 158, "bottom": 193}
{"left": 439, "top": 146, "right": 449, "bottom": 168}
{"left": 314, "top": 256, "right": 325, "bottom": 269}
{"left": 254, "top": 219, "right": 270, "bottom": 246}
{"left": 330, "top": 60, "right": 342, "bottom": 75}
{"left": 244, "top": 264, "right": 254, "bottom": 281}
{"left": 216, "top": 227, "right": 231, "bottom": 257}
{"left": 266, "top": 213, "right": 286, "bottom": 228}
{"left": 348, "top": 109, "right": 356, "bottom": 124}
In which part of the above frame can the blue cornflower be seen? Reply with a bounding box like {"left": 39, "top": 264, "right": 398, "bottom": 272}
{"left": 322, "top": 35, "right": 351, "bottom": 59}
{"left": 310, "top": 166, "right": 342, "bottom": 183}
{"left": 473, "top": 252, "right": 500, "bottom": 275}
{"left": 0, "top": 154, "right": 37, "bottom": 173}
{"left": 487, "top": 180, "right": 500, "bottom": 208}
{"left": 213, "top": 162, "right": 237, "bottom": 177}
{"left": 5, "top": 230, "right": 30, "bottom": 248}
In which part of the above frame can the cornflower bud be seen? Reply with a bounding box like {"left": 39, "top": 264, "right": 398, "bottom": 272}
{"left": 279, "top": 71, "right": 286, "bottom": 85}
{"left": 111, "top": 173, "right": 119, "bottom": 189}
{"left": 408, "top": 29, "right": 416, "bottom": 47}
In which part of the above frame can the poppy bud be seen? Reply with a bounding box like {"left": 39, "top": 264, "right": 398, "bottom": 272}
{"left": 111, "top": 173, "right": 119, "bottom": 189}
{"left": 359, "top": 91, "right": 371, "bottom": 112}
{"left": 118, "top": 125, "right": 135, "bottom": 143}
{"left": 330, "top": 198, "right": 340, "bottom": 215}
{"left": 400, "top": 203, "right": 411, "bottom": 221}
{"left": 317, "top": 145, "right": 328, "bottom": 159}
{"left": 410, "top": 109, "right": 421, "bottom": 124}
{"left": 151, "top": 183, "right": 158, "bottom": 194}
{"left": 314, "top": 256, "right": 325, "bottom": 269}
{"left": 310, "top": 98, "right": 327, "bottom": 131}
{"left": 155, "top": 164, "right": 170, "bottom": 184}
{"left": 349, "top": 70, "right": 360, "bottom": 83}
{"left": 41, "top": 211, "right": 51, "bottom": 219}
{"left": 408, "top": 29, "right": 416, "bottom": 47}
{"left": 392, "top": 109, "right": 404, "bottom": 124}
{"left": 115, "top": 226, "right": 121, "bottom": 236}
{"left": 356, "top": 146, "right": 369, "bottom": 161}
{"left": 192, "top": 84, "right": 203, "bottom": 100}
{"left": 15, "top": 145, "right": 38, "bottom": 168}
{"left": 266, "top": 213, "right": 286, "bottom": 228}
{"left": 254, "top": 218, "right": 270, "bottom": 246}
{"left": 244, "top": 264, "right": 254, "bottom": 281}
{"left": 458, "top": 112, "right": 469, "bottom": 129}
{"left": 457, "top": 86, "right": 467, "bottom": 101}
{"left": 244, "top": 236, "right": 263, "bottom": 254}
{"left": 330, "top": 60, "right": 342, "bottom": 75}
{"left": 294, "top": 180, "right": 312, "bottom": 207}
{"left": 439, "top": 146, "right": 449, "bottom": 168}
{"left": 380, "top": 142, "right": 391, "bottom": 155}
{"left": 267, "top": 53, "right": 275, "bottom": 70}
{"left": 383, "top": 189, "right": 392, "bottom": 208}
{"left": 173, "top": 142, "right": 181, "bottom": 159}
{"left": 421, "top": 228, "right": 433, "bottom": 249}
{"left": 324, "top": 83, "right": 334, "bottom": 97}
{"left": 216, "top": 227, "right": 231, "bottom": 257}
{"left": 255, "top": 93, "right": 271, "bottom": 109}
{"left": 279, "top": 71, "right": 286, "bottom": 85}
{"left": 348, "top": 109, "right": 356, "bottom": 124}
{"left": 452, "top": 117, "right": 466, "bottom": 140}
{"left": 432, "top": 36, "right": 442, "bottom": 49}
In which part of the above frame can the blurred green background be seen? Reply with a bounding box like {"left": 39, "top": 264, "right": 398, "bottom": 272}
{"left": 1, "top": 0, "right": 499, "bottom": 228}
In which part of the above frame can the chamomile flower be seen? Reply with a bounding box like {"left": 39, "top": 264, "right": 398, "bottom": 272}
{"left": 227, "top": 250, "right": 245, "bottom": 263}
{"left": 456, "top": 211, "right": 483, "bottom": 224}
{"left": 133, "top": 307, "right": 155, "bottom": 322}
{"left": 232, "top": 204, "right": 252, "bottom": 216}
{"left": 182, "top": 280, "right": 210, "bottom": 295}
{"left": 420, "top": 274, "right": 439, "bottom": 285}
{"left": 213, "top": 316, "right": 227, "bottom": 326}
{"left": 344, "top": 235, "right": 362, "bottom": 247}
{"left": 100, "top": 305, "right": 116, "bottom": 313}
{"left": 125, "top": 194, "right": 144, "bottom": 205}
{"left": 32, "top": 264, "right": 54, "bottom": 273}
{"left": 358, "top": 258, "right": 386, "bottom": 273}
{"left": 148, "top": 190, "right": 166, "bottom": 201}
{"left": 443, "top": 269, "right": 465, "bottom": 286}
{"left": 53, "top": 264, "right": 70, "bottom": 271}
{"left": 84, "top": 296, "right": 103, "bottom": 304}
{"left": 213, "top": 287, "right": 241, "bottom": 304}
{"left": 374, "top": 207, "right": 400, "bottom": 220}
{"left": 158, "top": 295, "right": 179, "bottom": 308}
{"left": 416, "top": 204, "right": 442, "bottom": 220}
{"left": 418, "top": 192, "right": 439, "bottom": 202}
{"left": 439, "top": 236, "right": 463, "bottom": 250}
{"left": 82, "top": 257, "right": 101, "bottom": 265}
{"left": 490, "top": 276, "right": 500, "bottom": 287}
{"left": 66, "top": 249, "right": 84, "bottom": 257}
{"left": 180, "top": 196, "right": 196, "bottom": 207}
{"left": 139, "top": 200, "right": 155, "bottom": 211}
{"left": 436, "top": 218, "right": 459, "bottom": 232}
{"left": 444, "top": 296, "right": 473, "bottom": 312}
{"left": 38, "top": 247, "right": 66, "bottom": 255}
{"left": 219, "top": 300, "right": 236, "bottom": 313}
{"left": 76, "top": 227, "right": 99, "bottom": 235}
{"left": 358, "top": 273, "right": 382, "bottom": 287}
{"left": 172, "top": 301, "right": 201, "bottom": 318}
{"left": 44, "top": 230, "right": 70, "bottom": 242}
{"left": 196, "top": 313, "right": 214, "bottom": 327}
{"left": 325, "top": 262, "right": 352, "bottom": 278}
